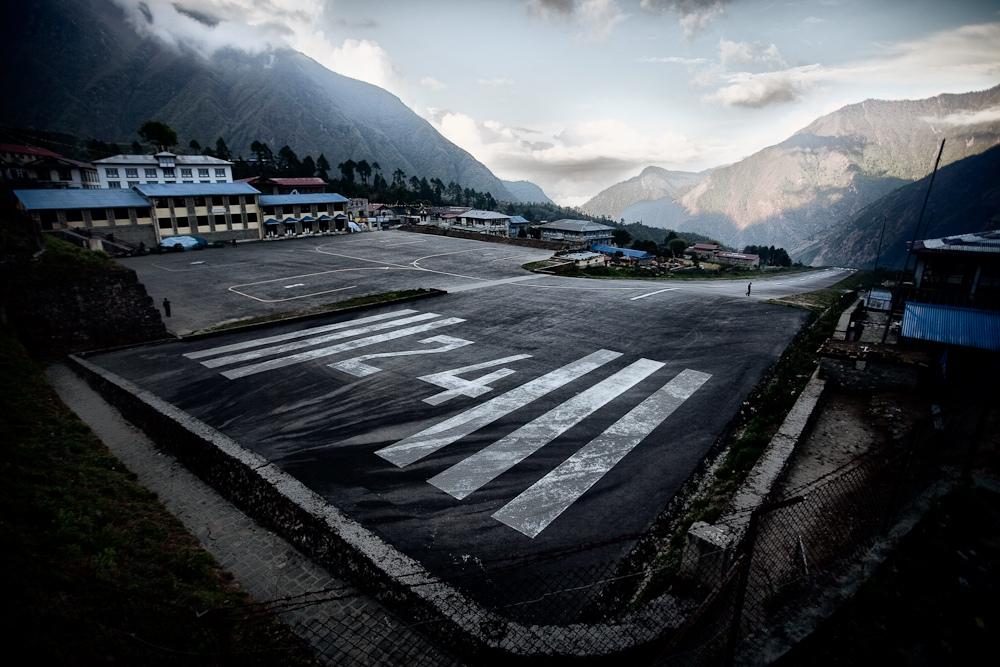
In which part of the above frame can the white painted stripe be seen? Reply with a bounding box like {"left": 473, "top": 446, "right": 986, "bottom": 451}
{"left": 184, "top": 309, "right": 419, "bottom": 360}
{"left": 630, "top": 288, "right": 678, "bottom": 301}
{"left": 375, "top": 349, "right": 622, "bottom": 468}
{"left": 202, "top": 312, "right": 440, "bottom": 368}
{"left": 447, "top": 275, "right": 545, "bottom": 293}
{"left": 284, "top": 283, "right": 306, "bottom": 288}
{"left": 221, "top": 317, "right": 466, "bottom": 380}
{"left": 493, "top": 369, "right": 711, "bottom": 538}
{"left": 429, "top": 358, "right": 664, "bottom": 500}
{"left": 328, "top": 335, "right": 473, "bottom": 377}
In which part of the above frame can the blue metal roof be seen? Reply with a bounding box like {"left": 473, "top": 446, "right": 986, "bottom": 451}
{"left": 901, "top": 302, "right": 1000, "bottom": 351}
{"left": 591, "top": 243, "right": 653, "bottom": 260}
{"left": 15, "top": 188, "right": 150, "bottom": 211}
{"left": 259, "top": 193, "right": 348, "bottom": 206}
{"left": 509, "top": 215, "right": 529, "bottom": 224}
{"left": 135, "top": 183, "right": 261, "bottom": 197}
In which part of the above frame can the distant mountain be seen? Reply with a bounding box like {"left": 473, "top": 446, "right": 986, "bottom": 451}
{"left": 581, "top": 166, "right": 703, "bottom": 220}
{"left": 0, "top": 0, "right": 516, "bottom": 201}
{"left": 587, "top": 86, "right": 1000, "bottom": 255}
{"left": 500, "top": 179, "right": 555, "bottom": 204}
{"left": 796, "top": 144, "right": 1000, "bottom": 268}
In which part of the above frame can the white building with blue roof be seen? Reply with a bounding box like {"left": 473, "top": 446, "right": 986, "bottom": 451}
{"left": 14, "top": 188, "right": 155, "bottom": 245}
{"left": 259, "top": 193, "right": 351, "bottom": 236}
{"left": 93, "top": 152, "right": 233, "bottom": 189}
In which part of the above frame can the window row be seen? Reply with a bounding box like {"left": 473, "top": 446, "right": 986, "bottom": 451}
{"left": 104, "top": 167, "right": 227, "bottom": 179}
{"left": 157, "top": 212, "right": 258, "bottom": 229}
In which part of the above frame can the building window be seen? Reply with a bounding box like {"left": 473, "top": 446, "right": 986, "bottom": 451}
{"left": 40, "top": 211, "right": 59, "bottom": 226}
{"left": 125, "top": 168, "right": 138, "bottom": 178}
{"left": 105, "top": 168, "right": 119, "bottom": 178}
{"left": 262, "top": 206, "right": 275, "bottom": 215}
{"left": 158, "top": 218, "right": 172, "bottom": 230}
{"left": 144, "top": 168, "right": 157, "bottom": 179}
{"left": 64, "top": 209, "right": 83, "bottom": 223}
{"left": 214, "top": 168, "right": 226, "bottom": 178}
{"left": 112, "top": 208, "right": 132, "bottom": 222}
{"left": 127, "top": 181, "right": 139, "bottom": 188}
{"left": 58, "top": 168, "right": 73, "bottom": 181}
{"left": 193, "top": 196, "right": 206, "bottom": 207}
{"left": 198, "top": 168, "right": 209, "bottom": 178}
{"left": 211, "top": 196, "right": 224, "bottom": 206}
{"left": 182, "top": 180, "right": 194, "bottom": 184}
{"left": 195, "top": 215, "right": 209, "bottom": 229}
{"left": 163, "top": 168, "right": 175, "bottom": 178}
{"left": 108, "top": 181, "right": 122, "bottom": 189}
{"left": 180, "top": 168, "right": 192, "bottom": 177}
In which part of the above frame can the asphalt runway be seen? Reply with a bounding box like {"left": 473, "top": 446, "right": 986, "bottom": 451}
{"left": 97, "top": 230, "right": 851, "bottom": 608}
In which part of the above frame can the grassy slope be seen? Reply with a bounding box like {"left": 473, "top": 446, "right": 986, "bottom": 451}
{"left": 0, "top": 334, "right": 317, "bottom": 664}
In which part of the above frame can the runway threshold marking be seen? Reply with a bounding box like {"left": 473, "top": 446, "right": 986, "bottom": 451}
{"left": 376, "top": 349, "right": 622, "bottom": 467}
{"left": 493, "top": 369, "right": 712, "bottom": 538}
{"left": 429, "top": 358, "right": 665, "bottom": 500}
{"left": 630, "top": 288, "right": 678, "bottom": 300}
{"left": 184, "top": 309, "right": 418, "bottom": 360}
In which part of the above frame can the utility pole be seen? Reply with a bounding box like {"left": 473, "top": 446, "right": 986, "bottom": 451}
{"left": 883, "top": 138, "right": 946, "bottom": 344}
{"left": 872, "top": 215, "right": 886, "bottom": 288}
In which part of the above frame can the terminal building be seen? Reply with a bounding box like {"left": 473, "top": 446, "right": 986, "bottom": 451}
{"left": 537, "top": 219, "right": 614, "bottom": 245}
{"left": 259, "top": 193, "right": 350, "bottom": 237}
{"left": 93, "top": 152, "right": 234, "bottom": 189}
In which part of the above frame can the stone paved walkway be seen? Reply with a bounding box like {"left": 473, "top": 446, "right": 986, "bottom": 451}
{"left": 47, "top": 363, "right": 460, "bottom": 666}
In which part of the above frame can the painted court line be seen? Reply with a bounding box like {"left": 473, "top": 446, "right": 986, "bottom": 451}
{"left": 202, "top": 312, "right": 441, "bottom": 368}
{"left": 221, "top": 317, "right": 466, "bottom": 380}
{"left": 630, "top": 288, "right": 678, "bottom": 301}
{"left": 184, "top": 309, "right": 419, "bottom": 360}
{"left": 429, "top": 358, "right": 664, "bottom": 500}
{"left": 493, "top": 369, "right": 712, "bottom": 538}
{"left": 376, "top": 349, "right": 623, "bottom": 468}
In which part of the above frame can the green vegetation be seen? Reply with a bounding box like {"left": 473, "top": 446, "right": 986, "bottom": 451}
{"left": 193, "top": 289, "right": 439, "bottom": 334}
{"left": 549, "top": 263, "right": 813, "bottom": 281}
{"left": 0, "top": 331, "right": 316, "bottom": 665}
{"left": 137, "top": 120, "right": 178, "bottom": 151}
{"left": 36, "top": 235, "right": 118, "bottom": 276}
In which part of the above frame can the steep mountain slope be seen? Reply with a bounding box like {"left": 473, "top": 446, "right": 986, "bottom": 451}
{"left": 678, "top": 87, "right": 1000, "bottom": 250}
{"left": 501, "top": 179, "right": 555, "bottom": 204}
{"left": 797, "top": 144, "right": 1000, "bottom": 268}
{"left": 581, "top": 166, "right": 703, "bottom": 220}
{"left": 591, "top": 87, "right": 1000, "bottom": 252}
{"left": 0, "top": 0, "right": 516, "bottom": 201}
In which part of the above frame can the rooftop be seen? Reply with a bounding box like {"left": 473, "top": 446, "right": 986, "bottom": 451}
{"left": 239, "top": 176, "right": 328, "bottom": 186}
{"left": 93, "top": 153, "right": 233, "bottom": 166}
{"left": 259, "top": 193, "right": 348, "bottom": 206}
{"left": 460, "top": 209, "right": 510, "bottom": 220}
{"left": 14, "top": 188, "right": 150, "bottom": 211}
{"left": 135, "top": 183, "right": 260, "bottom": 197}
{"left": 901, "top": 302, "right": 1000, "bottom": 351}
{"left": 509, "top": 215, "right": 529, "bottom": 224}
{"left": 912, "top": 230, "right": 1000, "bottom": 255}
{"left": 716, "top": 251, "right": 759, "bottom": 261}
{"left": 591, "top": 243, "right": 653, "bottom": 259}
{"left": 541, "top": 219, "right": 613, "bottom": 233}
{"left": 0, "top": 144, "right": 62, "bottom": 159}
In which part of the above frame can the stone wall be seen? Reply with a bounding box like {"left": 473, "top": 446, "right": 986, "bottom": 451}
{"left": 6, "top": 264, "right": 167, "bottom": 355}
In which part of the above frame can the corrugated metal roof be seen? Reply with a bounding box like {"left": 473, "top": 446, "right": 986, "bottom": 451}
{"left": 509, "top": 215, "right": 529, "bottom": 224}
{"left": 259, "top": 193, "right": 348, "bottom": 205}
{"left": 460, "top": 209, "right": 509, "bottom": 220}
{"left": 913, "top": 231, "right": 1000, "bottom": 255}
{"left": 94, "top": 154, "right": 233, "bottom": 165}
{"left": 591, "top": 243, "right": 652, "bottom": 259}
{"left": 541, "top": 219, "right": 613, "bottom": 233}
{"left": 901, "top": 302, "right": 1000, "bottom": 351}
{"left": 136, "top": 183, "right": 260, "bottom": 196}
{"left": 14, "top": 188, "right": 150, "bottom": 210}
{"left": 0, "top": 144, "right": 62, "bottom": 159}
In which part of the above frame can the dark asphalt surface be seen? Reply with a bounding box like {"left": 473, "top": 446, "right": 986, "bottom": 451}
{"left": 95, "top": 231, "right": 850, "bottom": 609}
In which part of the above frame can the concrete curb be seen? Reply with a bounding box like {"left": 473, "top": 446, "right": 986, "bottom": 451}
{"left": 67, "top": 354, "right": 690, "bottom": 660}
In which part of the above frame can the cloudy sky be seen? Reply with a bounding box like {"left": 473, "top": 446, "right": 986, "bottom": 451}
{"left": 117, "top": 0, "right": 1000, "bottom": 205}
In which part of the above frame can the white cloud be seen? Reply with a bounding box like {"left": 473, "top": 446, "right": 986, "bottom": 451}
{"left": 921, "top": 106, "right": 1000, "bottom": 127}
{"left": 420, "top": 76, "right": 447, "bottom": 91}
{"left": 477, "top": 77, "right": 515, "bottom": 87}
{"left": 718, "top": 39, "right": 787, "bottom": 69}
{"left": 640, "top": 0, "right": 732, "bottom": 38}
{"left": 323, "top": 39, "right": 404, "bottom": 96}
{"left": 426, "top": 110, "right": 717, "bottom": 204}
{"left": 638, "top": 55, "right": 708, "bottom": 65}
{"left": 703, "top": 22, "right": 1000, "bottom": 109}
{"left": 525, "top": 0, "right": 627, "bottom": 42}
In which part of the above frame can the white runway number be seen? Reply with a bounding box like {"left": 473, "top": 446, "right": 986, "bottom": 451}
{"left": 183, "top": 308, "right": 711, "bottom": 537}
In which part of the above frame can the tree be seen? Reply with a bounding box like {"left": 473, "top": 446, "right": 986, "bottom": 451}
{"left": 189, "top": 139, "right": 201, "bottom": 152}
{"left": 301, "top": 155, "right": 316, "bottom": 178}
{"left": 339, "top": 159, "right": 357, "bottom": 183}
{"left": 138, "top": 120, "right": 178, "bottom": 151}
{"left": 371, "top": 161, "right": 382, "bottom": 180}
{"left": 214, "top": 137, "right": 231, "bottom": 161}
{"left": 392, "top": 168, "right": 406, "bottom": 188}
{"left": 316, "top": 154, "right": 331, "bottom": 180}
{"left": 668, "top": 238, "right": 687, "bottom": 258}
{"left": 277, "top": 145, "right": 301, "bottom": 176}
{"left": 612, "top": 229, "right": 632, "bottom": 247}
{"left": 356, "top": 159, "right": 371, "bottom": 185}
{"left": 130, "top": 140, "right": 143, "bottom": 154}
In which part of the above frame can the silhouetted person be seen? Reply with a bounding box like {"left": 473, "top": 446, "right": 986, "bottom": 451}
{"left": 231, "top": 238, "right": 237, "bottom": 247}
{"left": 162, "top": 298, "right": 171, "bottom": 317}
{"left": 746, "top": 282, "right": 752, "bottom": 296}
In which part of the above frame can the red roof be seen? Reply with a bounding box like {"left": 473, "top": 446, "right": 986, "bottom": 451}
{"left": 271, "top": 177, "right": 326, "bottom": 186}
{"left": 691, "top": 243, "right": 719, "bottom": 251}
{"left": 0, "top": 143, "right": 62, "bottom": 159}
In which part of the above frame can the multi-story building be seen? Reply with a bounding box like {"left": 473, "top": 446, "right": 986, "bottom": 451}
{"left": 138, "top": 182, "right": 262, "bottom": 242}
{"left": 13, "top": 188, "right": 155, "bottom": 246}
{"left": 237, "top": 176, "right": 327, "bottom": 194}
{"left": 93, "top": 152, "right": 233, "bottom": 189}
{"left": 27, "top": 155, "right": 101, "bottom": 189}
{"left": 450, "top": 209, "right": 510, "bottom": 236}
{"left": 259, "top": 193, "right": 350, "bottom": 237}
{"left": 537, "top": 219, "right": 614, "bottom": 244}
